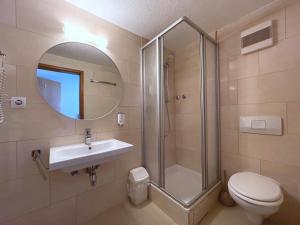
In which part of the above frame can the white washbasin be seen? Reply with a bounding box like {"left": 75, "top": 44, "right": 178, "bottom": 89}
{"left": 49, "top": 139, "right": 133, "bottom": 172}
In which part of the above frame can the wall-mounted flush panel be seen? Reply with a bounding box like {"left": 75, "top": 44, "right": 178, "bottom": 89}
{"left": 10, "top": 96, "right": 26, "bottom": 108}
{"left": 117, "top": 112, "right": 125, "bottom": 127}
{"left": 240, "top": 116, "right": 282, "bottom": 135}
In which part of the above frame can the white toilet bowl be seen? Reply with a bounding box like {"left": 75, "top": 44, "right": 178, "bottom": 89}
{"left": 228, "top": 172, "right": 283, "bottom": 225}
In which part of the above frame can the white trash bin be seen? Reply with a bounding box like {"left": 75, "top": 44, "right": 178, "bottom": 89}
{"left": 128, "top": 167, "right": 149, "bottom": 205}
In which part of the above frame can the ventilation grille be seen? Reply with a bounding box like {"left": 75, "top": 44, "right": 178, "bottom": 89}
{"left": 241, "top": 21, "right": 273, "bottom": 55}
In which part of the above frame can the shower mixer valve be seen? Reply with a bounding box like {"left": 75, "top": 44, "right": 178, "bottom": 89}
{"left": 175, "top": 94, "right": 187, "bottom": 100}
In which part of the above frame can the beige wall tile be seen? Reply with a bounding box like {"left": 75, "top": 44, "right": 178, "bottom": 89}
{"left": 3, "top": 198, "right": 76, "bottom": 225}
{"left": 0, "top": 142, "right": 16, "bottom": 183}
{"left": 239, "top": 133, "right": 300, "bottom": 168}
{"left": 238, "top": 69, "right": 300, "bottom": 104}
{"left": 175, "top": 70, "right": 200, "bottom": 94}
{"left": 219, "top": 56, "right": 229, "bottom": 82}
{"left": 115, "top": 59, "right": 140, "bottom": 86}
{"left": 287, "top": 102, "right": 300, "bottom": 134}
{"left": 228, "top": 53, "right": 259, "bottom": 80}
{"left": 0, "top": 176, "right": 49, "bottom": 223}
{"left": 176, "top": 114, "right": 201, "bottom": 132}
{"left": 165, "top": 138, "right": 177, "bottom": 168}
{"left": 128, "top": 107, "right": 141, "bottom": 129}
{"left": 120, "top": 83, "right": 141, "bottom": 107}
{"left": 221, "top": 129, "right": 238, "bottom": 154}
{"left": 286, "top": 1, "right": 300, "bottom": 38}
{"left": 0, "top": 104, "right": 75, "bottom": 142}
{"left": 0, "top": 0, "right": 16, "bottom": 26}
{"left": 219, "top": 32, "right": 241, "bottom": 58}
{"left": 261, "top": 160, "right": 300, "bottom": 200}
{"left": 222, "top": 152, "right": 261, "bottom": 177}
{"left": 16, "top": 65, "right": 44, "bottom": 104}
{"left": 50, "top": 162, "right": 114, "bottom": 203}
{"left": 16, "top": 0, "right": 140, "bottom": 62}
{"left": 220, "top": 105, "right": 238, "bottom": 130}
{"left": 176, "top": 130, "right": 201, "bottom": 151}
{"left": 175, "top": 92, "right": 200, "bottom": 114}
{"left": 220, "top": 80, "right": 237, "bottom": 106}
{"left": 259, "top": 36, "right": 300, "bottom": 74}
{"left": 0, "top": 24, "right": 60, "bottom": 67}
{"left": 75, "top": 107, "right": 131, "bottom": 134}
{"left": 76, "top": 179, "right": 127, "bottom": 225}
{"left": 238, "top": 102, "right": 286, "bottom": 117}
{"left": 176, "top": 147, "right": 201, "bottom": 172}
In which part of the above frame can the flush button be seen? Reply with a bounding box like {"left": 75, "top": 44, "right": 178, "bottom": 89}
{"left": 251, "top": 120, "right": 266, "bottom": 129}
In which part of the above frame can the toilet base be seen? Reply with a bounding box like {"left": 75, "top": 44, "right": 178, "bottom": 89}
{"left": 246, "top": 211, "right": 264, "bottom": 225}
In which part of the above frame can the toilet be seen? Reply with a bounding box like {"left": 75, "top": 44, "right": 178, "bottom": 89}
{"left": 228, "top": 172, "right": 284, "bottom": 225}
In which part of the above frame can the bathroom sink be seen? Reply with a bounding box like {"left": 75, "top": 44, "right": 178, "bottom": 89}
{"left": 49, "top": 139, "right": 133, "bottom": 172}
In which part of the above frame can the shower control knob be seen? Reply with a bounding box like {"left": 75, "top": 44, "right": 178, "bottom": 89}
{"left": 175, "top": 95, "right": 180, "bottom": 100}
{"left": 182, "top": 94, "right": 186, "bottom": 99}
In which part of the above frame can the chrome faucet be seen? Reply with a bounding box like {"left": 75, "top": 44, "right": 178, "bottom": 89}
{"left": 85, "top": 128, "right": 92, "bottom": 146}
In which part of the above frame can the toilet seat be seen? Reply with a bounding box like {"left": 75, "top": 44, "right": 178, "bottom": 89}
{"left": 228, "top": 172, "right": 283, "bottom": 207}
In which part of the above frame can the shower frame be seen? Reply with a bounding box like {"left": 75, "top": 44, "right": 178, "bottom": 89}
{"left": 141, "top": 17, "right": 220, "bottom": 207}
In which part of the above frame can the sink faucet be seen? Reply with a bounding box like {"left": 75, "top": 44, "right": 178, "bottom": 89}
{"left": 85, "top": 128, "right": 92, "bottom": 146}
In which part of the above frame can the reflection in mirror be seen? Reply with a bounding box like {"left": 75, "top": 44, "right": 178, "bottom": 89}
{"left": 36, "top": 42, "right": 123, "bottom": 120}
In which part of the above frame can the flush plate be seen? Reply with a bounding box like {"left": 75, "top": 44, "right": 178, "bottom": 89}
{"left": 240, "top": 116, "right": 282, "bottom": 135}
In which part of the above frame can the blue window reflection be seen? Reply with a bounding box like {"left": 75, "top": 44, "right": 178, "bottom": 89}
{"left": 37, "top": 68, "right": 80, "bottom": 119}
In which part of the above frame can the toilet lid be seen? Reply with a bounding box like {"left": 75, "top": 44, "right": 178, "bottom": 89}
{"left": 229, "top": 172, "right": 281, "bottom": 202}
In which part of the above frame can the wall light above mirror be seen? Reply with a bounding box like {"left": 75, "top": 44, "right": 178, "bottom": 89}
{"left": 36, "top": 42, "right": 123, "bottom": 120}
{"left": 63, "top": 22, "right": 108, "bottom": 48}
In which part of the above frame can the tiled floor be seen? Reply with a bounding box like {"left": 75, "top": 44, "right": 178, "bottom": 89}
{"left": 85, "top": 201, "right": 277, "bottom": 225}
{"left": 85, "top": 201, "right": 177, "bottom": 225}
{"left": 199, "top": 204, "right": 277, "bottom": 225}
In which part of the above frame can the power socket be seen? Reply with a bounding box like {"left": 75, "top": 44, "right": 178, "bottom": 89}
{"left": 11, "top": 97, "right": 26, "bottom": 108}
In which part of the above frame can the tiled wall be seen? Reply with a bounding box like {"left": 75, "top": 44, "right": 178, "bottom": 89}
{"left": 174, "top": 42, "right": 202, "bottom": 173}
{"left": 219, "top": 2, "right": 300, "bottom": 224}
{"left": 0, "top": 0, "right": 142, "bottom": 224}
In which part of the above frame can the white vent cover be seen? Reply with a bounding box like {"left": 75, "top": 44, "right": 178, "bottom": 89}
{"left": 241, "top": 20, "right": 273, "bottom": 55}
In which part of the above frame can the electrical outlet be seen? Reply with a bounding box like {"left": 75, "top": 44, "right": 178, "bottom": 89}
{"left": 11, "top": 97, "right": 26, "bottom": 108}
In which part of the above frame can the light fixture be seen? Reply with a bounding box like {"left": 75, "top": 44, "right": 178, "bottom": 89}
{"left": 63, "top": 22, "right": 108, "bottom": 48}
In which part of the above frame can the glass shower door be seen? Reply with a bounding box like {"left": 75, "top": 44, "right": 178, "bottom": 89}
{"left": 142, "top": 41, "right": 160, "bottom": 185}
{"left": 162, "top": 22, "right": 203, "bottom": 205}
{"left": 205, "top": 39, "right": 219, "bottom": 187}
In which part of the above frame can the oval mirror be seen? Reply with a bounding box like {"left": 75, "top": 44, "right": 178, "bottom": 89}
{"left": 36, "top": 42, "right": 123, "bottom": 120}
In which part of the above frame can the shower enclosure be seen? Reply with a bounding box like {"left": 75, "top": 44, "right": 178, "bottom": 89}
{"left": 141, "top": 17, "right": 220, "bottom": 207}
